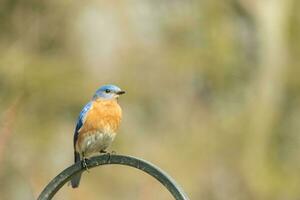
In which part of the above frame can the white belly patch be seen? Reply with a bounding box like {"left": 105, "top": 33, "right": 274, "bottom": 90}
{"left": 80, "top": 131, "right": 116, "bottom": 157}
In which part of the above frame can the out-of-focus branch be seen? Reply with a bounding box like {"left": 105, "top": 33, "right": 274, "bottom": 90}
{"left": 237, "top": 0, "right": 293, "bottom": 195}
{"left": 0, "top": 97, "right": 22, "bottom": 171}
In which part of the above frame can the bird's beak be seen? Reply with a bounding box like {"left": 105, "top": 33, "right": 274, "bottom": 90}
{"left": 116, "top": 90, "right": 126, "bottom": 95}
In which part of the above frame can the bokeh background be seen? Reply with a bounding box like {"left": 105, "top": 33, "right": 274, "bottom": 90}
{"left": 0, "top": 0, "right": 300, "bottom": 200}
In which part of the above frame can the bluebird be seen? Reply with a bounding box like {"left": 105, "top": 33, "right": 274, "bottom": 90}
{"left": 71, "top": 84, "right": 125, "bottom": 188}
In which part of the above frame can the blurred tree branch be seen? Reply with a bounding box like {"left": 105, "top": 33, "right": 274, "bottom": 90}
{"left": 236, "top": 0, "right": 293, "bottom": 196}
{"left": 0, "top": 96, "right": 22, "bottom": 173}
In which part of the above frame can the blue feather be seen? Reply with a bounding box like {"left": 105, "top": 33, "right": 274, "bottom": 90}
{"left": 71, "top": 102, "right": 92, "bottom": 188}
{"left": 73, "top": 101, "right": 93, "bottom": 148}
{"left": 71, "top": 152, "right": 82, "bottom": 188}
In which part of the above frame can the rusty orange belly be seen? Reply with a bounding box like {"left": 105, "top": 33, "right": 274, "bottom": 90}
{"left": 76, "top": 99, "right": 122, "bottom": 155}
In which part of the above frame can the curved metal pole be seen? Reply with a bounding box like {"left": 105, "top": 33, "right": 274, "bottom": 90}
{"left": 38, "top": 154, "right": 190, "bottom": 200}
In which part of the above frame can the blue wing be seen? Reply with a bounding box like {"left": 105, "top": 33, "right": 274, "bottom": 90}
{"left": 71, "top": 101, "right": 93, "bottom": 188}
{"left": 73, "top": 101, "right": 93, "bottom": 148}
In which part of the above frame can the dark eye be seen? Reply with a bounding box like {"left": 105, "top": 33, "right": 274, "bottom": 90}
{"left": 105, "top": 89, "right": 111, "bottom": 93}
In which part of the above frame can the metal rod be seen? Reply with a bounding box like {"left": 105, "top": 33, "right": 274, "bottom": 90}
{"left": 38, "top": 154, "right": 190, "bottom": 200}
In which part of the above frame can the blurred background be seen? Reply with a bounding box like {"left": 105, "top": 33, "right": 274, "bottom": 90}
{"left": 0, "top": 0, "right": 300, "bottom": 199}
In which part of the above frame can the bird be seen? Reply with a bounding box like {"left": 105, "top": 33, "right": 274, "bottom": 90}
{"left": 71, "top": 84, "right": 125, "bottom": 188}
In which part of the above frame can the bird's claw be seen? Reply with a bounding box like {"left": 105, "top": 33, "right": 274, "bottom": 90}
{"left": 100, "top": 150, "right": 107, "bottom": 154}
{"left": 100, "top": 150, "right": 115, "bottom": 163}
{"left": 82, "top": 158, "right": 90, "bottom": 173}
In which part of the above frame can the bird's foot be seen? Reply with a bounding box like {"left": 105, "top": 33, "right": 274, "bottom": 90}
{"left": 100, "top": 150, "right": 116, "bottom": 154}
{"left": 100, "top": 150, "right": 107, "bottom": 154}
{"left": 100, "top": 150, "right": 115, "bottom": 163}
{"left": 82, "top": 158, "right": 90, "bottom": 173}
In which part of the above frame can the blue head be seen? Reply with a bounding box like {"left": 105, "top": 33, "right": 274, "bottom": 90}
{"left": 93, "top": 84, "right": 125, "bottom": 100}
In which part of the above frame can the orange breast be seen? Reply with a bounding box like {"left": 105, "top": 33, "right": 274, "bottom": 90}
{"left": 79, "top": 100, "right": 122, "bottom": 134}
{"left": 76, "top": 99, "right": 122, "bottom": 153}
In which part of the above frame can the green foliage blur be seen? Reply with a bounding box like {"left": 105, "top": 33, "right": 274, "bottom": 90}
{"left": 0, "top": 1, "right": 300, "bottom": 200}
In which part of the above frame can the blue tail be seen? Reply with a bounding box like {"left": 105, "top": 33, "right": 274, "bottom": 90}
{"left": 71, "top": 152, "right": 82, "bottom": 188}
